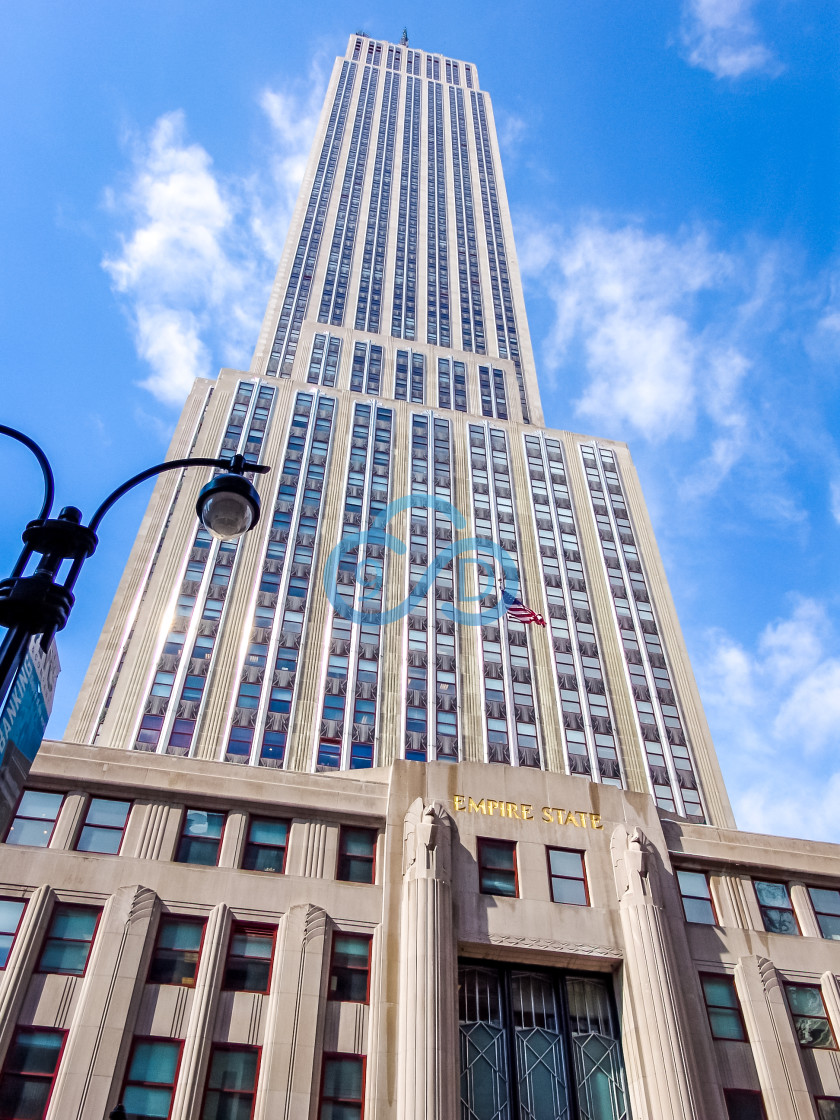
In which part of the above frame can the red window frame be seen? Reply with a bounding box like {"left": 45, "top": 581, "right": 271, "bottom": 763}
{"left": 37, "top": 904, "right": 102, "bottom": 977}
{"left": 147, "top": 915, "right": 207, "bottom": 988}
{"left": 222, "top": 923, "right": 276, "bottom": 994}
{"left": 337, "top": 826, "right": 377, "bottom": 884}
{"left": 676, "top": 869, "right": 717, "bottom": 924}
{"left": 328, "top": 932, "right": 372, "bottom": 1004}
{"left": 477, "top": 838, "right": 518, "bottom": 897}
{"left": 73, "top": 796, "right": 132, "bottom": 855}
{"left": 200, "top": 1043, "right": 261, "bottom": 1120}
{"left": 546, "top": 847, "right": 589, "bottom": 906}
{"left": 121, "top": 1036, "right": 183, "bottom": 1120}
{"left": 174, "top": 808, "right": 226, "bottom": 866}
{"left": 318, "top": 1053, "right": 366, "bottom": 1120}
{"left": 4, "top": 789, "right": 64, "bottom": 847}
{"left": 723, "top": 1088, "right": 767, "bottom": 1119}
{"left": 0, "top": 897, "right": 27, "bottom": 969}
{"left": 241, "top": 817, "right": 289, "bottom": 874}
{"left": 0, "top": 1026, "right": 67, "bottom": 1120}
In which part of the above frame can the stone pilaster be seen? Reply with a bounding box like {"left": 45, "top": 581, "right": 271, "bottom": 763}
{"left": 789, "top": 883, "right": 821, "bottom": 939}
{"left": 252, "top": 903, "right": 330, "bottom": 1120}
{"left": 610, "top": 826, "right": 714, "bottom": 1120}
{"left": 45, "top": 885, "right": 159, "bottom": 1120}
{"left": 0, "top": 885, "right": 54, "bottom": 1067}
{"left": 395, "top": 798, "right": 458, "bottom": 1120}
{"left": 733, "top": 955, "right": 816, "bottom": 1120}
{"left": 168, "top": 903, "right": 230, "bottom": 1120}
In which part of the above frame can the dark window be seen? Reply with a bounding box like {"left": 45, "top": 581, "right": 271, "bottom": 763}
{"left": 329, "top": 934, "right": 372, "bottom": 1003}
{"left": 5, "top": 791, "right": 63, "bottom": 847}
{"left": 817, "top": 1099, "right": 840, "bottom": 1120}
{"left": 809, "top": 888, "right": 840, "bottom": 940}
{"left": 547, "top": 848, "right": 588, "bottom": 906}
{"left": 337, "top": 827, "right": 377, "bottom": 884}
{"left": 201, "top": 1046, "right": 259, "bottom": 1120}
{"left": 724, "top": 1089, "right": 767, "bottom": 1120}
{"left": 786, "top": 984, "right": 837, "bottom": 1049}
{"left": 38, "top": 905, "right": 99, "bottom": 976}
{"left": 148, "top": 917, "right": 204, "bottom": 988}
{"left": 701, "top": 975, "right": 747, "bottom": 1040}
{"left": 75, "top": 797, "right": 131, "bottom": 855}
{"left": 0, "top": 1028, "right": 65, "bottom": 1120}
{"left": 477, "top": 839, "right": 517, "bottom": 897}
{"left": 754, "top": 881, "right": 798, "bottom": 935}
{"left": 175, "top": 810, "right": 225, "bottom": 866}
{"left": 122, "top": 1038, "right": 181, "bottom": 1120}
{"left": 222, "top": 925, "right": 275, "bottom": 994}
{"left": 677, "top": 870, "right": 715, "bottom": 924}
{"left": 242, "top": 818, "right": 288, "bottom": 873}
{"left": 0, "top": 899, "right": 26, "bottom": 968}
{"left": 319, "top": 1055, "right": 365, "bottom": 1120}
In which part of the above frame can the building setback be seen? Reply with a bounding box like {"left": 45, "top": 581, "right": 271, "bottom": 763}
{"left": 1, "top": 31, "right": 839, "bottom": 1120}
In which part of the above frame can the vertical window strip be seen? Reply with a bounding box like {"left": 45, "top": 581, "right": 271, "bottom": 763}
{"left": 268, "top": 62, "right": 356, "bottom": 377}
{"left": 307, "top": 334, "right": 327, "bottom": 384}
{"left": 391, "top": 76, "right": 421, "bottom": 339}
{"left": 134, "top": 382, "right": 258, "bottom": 755}
{"left": 582, "top": 445, "right": 704, "bottom": 819}
{"left": 355, "top": 71, "right": 400, "bottom": 334}
{"left": 492, "top": 368, "right": 508, "bottom": 419}
{"left": 350, "top": 343, "right": 384, "bottom": 395}
{"left": 426, "top": 81, "right": 450, "bottom": 347}
{"left": 437, "top": 359, "right": 452, "bottom": 409}
{"left": 478, "top": 367, "right": 493, "bottom": 416}
{"left": 470, "top": 91, "right": 530, "bottom": 422}
{"left": 308, "top": 334, "right": 343, "bottom": 386}
{"left": 410, "top": 352, "right": 425, "bottom": 403}
{"left": 394, "top": 349, "right": 409, "bottom": 400}
{"left": 431, "top": 418, "right": 459, "bottom": 759}
{"left": 453, "top": 361, "right": 468, "bottom": 411}
{"left": 525, "top": 435, "right": 624, "bottom": 786}
{"left": 449, "top": 88, "right": 485, "bottom": 353}
{"left": 318, "top": 66, "right": 378, "bottom": 326}
{"left": 353, "top": 39, "right": 362, "bottom": 61}
{"left": 393, "top": 48, "right": 401, "bottom": 71}
{"left": 405, "top": 415, "right": 431, "bottom": 759}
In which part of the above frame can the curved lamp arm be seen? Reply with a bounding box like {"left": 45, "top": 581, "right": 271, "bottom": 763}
{"left": 0, "top": 425, "right": 55, "bottom": 522}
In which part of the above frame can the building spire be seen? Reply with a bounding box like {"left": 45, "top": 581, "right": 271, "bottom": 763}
{"left": 400, "top": 27, "right": 409, "bottom": 45}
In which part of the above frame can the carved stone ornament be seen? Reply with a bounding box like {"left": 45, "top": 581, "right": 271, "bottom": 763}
{"left": 610, "top": 824, "right": 651, "bottom": 901}
{"left": 402, "top": 797, "right": 452, "bottom": 883}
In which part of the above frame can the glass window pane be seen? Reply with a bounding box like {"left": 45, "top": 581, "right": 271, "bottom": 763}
{"left": 6, "top": 818, "right": 58, "bottom": 847}
{"left": 817, "top": 1100, "right": 840, "bottom": 1120}
{"left": 342, "top": 829, "right": 375, "bottom": 857}
{"left": 242, "top": 845, "right": 285, "bottom": 873}
{"left": 123, "top": 1084, "right": 174, "bottom": 1117}
{"left": 183, "top": 811, "right": 224, "bottom": 839}
{"left": 129, "top": 1040, "right": 180, "bottom": 1084}
{"left": 159, "top": 920, "right": 202, "bottom": 951}
{"left": 817, "top": 913, "right": 840, "bottom": 940}
{"left": 754, "top": 881, "right": 790, "bottom": 908}
{"left": 481, "top": 843, "right": 515, "bottom": 870}
{"left": 85, "top": 799, "right": 130, "bottom": 829}
{"left": 50, "top": 910, "right": 97, "bottom": 940}
{"left": 725, "top": 1090, "right": 766, "bottom": 1120}
{"left": 549, "top": 850, "right": 583, "bottom": 878}
{"left": 708, "top": 1008, "right": 745, "bottom": 1040}
{"left": 248, "top": 819, "right": 288, "bottom": 845}
{"left": 39, "top": 942, "right": 89, "bottom": 974}
{"left": 677, "top": 870, "right": 710, "bottom": 898}
{"left": 0, "top": 900, "right": 25, "bottom": 937}
{"left": 323, "top": 1057, "right": 363, "bottom": 1099}
{"left": 207, "top": 1048, "right": 258, "bottom": 1090}
{"left": 15, "top": 791, "right": 63, "bottom": 821}
{"left": 231, "top": 933, "right": 273, "bottom": 960}
{"left": 794, "top": 1016, "right": 835, "bottom": 1049}
{"left": 682, "top": 897, "right": 715, "bottom": 924}
{"left": 551, "top": 877, "right": 587, "bottom": 906}
{"left": 77, "top": 825, "right": 123, "bottom": 854}
{"left": 761, "top": 908, "right": 798, "bottom": 935}
{"left": 811, "top": 888, "right": 840, "bottom": 917}
{"left": 787, "top": 986, "right": 824, "bottom": 1016}
{"left": 0, "top": 1075, "right": 53, "bottom": 1117}
{"left": 9, "top": 1030, "right": 63, "bottom": 1074}
{"left": 702, "top": 977, "right": 739, "bottom": 1009}
{"left": 480, "top": 869, "right": 517, "bottom": 896}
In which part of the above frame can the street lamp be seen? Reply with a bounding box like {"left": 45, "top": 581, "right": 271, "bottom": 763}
{"left": 0, "top": 424, "right": 270, "bottom": 826}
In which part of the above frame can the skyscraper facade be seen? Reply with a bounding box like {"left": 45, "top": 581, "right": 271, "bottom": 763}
{"left": 3, "top": 33, "right": 840, "bottom": 1120}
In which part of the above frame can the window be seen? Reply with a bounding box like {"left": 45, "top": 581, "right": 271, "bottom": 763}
{"left": 337, "top": 827, "right": 377, "bottom": 884}
{"left": 547, "top": 848, "right": 588, "bottom": 906}
{"left": 701, "top": 975, "right": 746, "bottom": 1040}
{"left": 148, "top": 917, "right": 204, "bottom": 987}
{"left": 0, "top": 1028, "right": 65, "bottom": 1120}
{"left": 0, "top": 899, "right": 26, "bottom": 967}
{"left": 329, "top": 934, "right": 372, "bottom": 1002}
{"left": 175, "top": 810, "right": 225, "bottom": 866}
{"left": 817, "top": 1100, "right": 840, "bottom": 1120}
{"left": 38, "top": 905, "right": 99, "bottom": 976}
{"left": 785, "top": 984, "right": 837, "bottom": 1049}
{"left": 477, "top": 839, "right": 517, "bottom": 897}
{"left": 242, "top": 818, "right": 288, "bottom": 873}
{"left": 754, "top": 881, "right": 798, "bottom": 935}
{"left": 677, "top": 870, "right": 715, "bottom": 924}
{"left": 724, "top": 1089, "right": 767, "bottom": 1120}
{"left": 5, "top": 791, "right": 63, "bottom": 847}
{"left": 75, "top": 797, "right": 131, "bottom": 854}
{"left": 223, "top": 925, "right": 275, "bottom": 993}
{"left": 122, "top": 1038, "right": 181, "bottom": 1120}
{"left": 459, "top": 964, "right": 628, "bottom": 1120}
{"left": 319, "top": 1055, "right": 365, "bottom": 1120}
{"left": 202, "top": 1046, "right": 259, "bottom": 1120}
{"left": 809, "top": 887, "right": 840, "bottom": 940}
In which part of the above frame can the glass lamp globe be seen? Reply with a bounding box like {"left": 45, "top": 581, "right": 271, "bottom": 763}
{"left": 196, "top": 474, "right": 261, "bottom": 540}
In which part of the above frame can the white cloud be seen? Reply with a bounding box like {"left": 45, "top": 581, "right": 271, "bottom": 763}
{"left": 680, "top": 0, "right": 781, "bottom": 79}
{"left": 102, "top": 67, "right": 324, "bottom": 405}
{"left": 699, "top": 598, "right": 840, "bottom": 841}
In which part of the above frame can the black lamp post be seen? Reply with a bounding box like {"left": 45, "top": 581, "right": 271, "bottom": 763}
{"left": 0, "top": 424, "right": 270, "bottom": 828}
{"left": 108, "top": 1106, "right": 127, "bottom": 1120}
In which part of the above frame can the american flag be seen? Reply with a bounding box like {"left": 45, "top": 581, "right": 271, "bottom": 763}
{"left": 502, "top": 590, "right": 546, "bottom": 627}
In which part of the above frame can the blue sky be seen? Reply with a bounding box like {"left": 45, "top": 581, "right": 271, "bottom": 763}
{"left": 2, "top": 0, "right": 839, "bottom": 840}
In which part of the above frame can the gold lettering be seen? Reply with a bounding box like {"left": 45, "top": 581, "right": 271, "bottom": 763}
{"left": 565, "top": 810, "right": 581, "bottom": 827}
{"left": 454, "top": 795, "right": 466, "bottom": 812}
{"left": 542, "top": 806, "right": 552, "bottom": 822}
{"left": 590, "top": 813, "right": 603, "bottom": 830}
{"left": 507, "top": 802, "right": 519, "bottom": 819}
{"left": 486, "top": 800, "right": 499, "bottom": 816}
{"left": 578, "top": 812, "right": 588, "bottom": 828}
{"left": 468, "top": 798, "right": 486, "bottom": 815}
{"left": 522, "top": 804, "right": 533, "bottom": 820}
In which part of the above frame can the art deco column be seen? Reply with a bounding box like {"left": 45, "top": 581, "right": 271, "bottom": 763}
{"left": 610, "top": 825, "right": 711, "bottom": 1120}
{"left": 168, "top": 902, "right": 230, "bottom": 1120}
{"left": 46, "top": 884, "right": 159, "bottom": 1120}
{"left": 0, "top": 884, "right": 54, "bottom": 1067}
{"left": 395, "top": 798, "right": 459, "bottom": 1120}
{"left": 734, "top": 955, "right": 816, "bottom": 1120}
